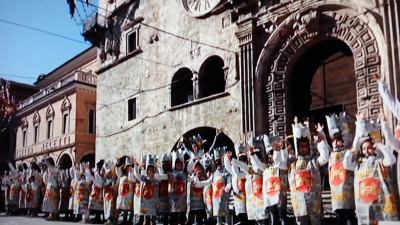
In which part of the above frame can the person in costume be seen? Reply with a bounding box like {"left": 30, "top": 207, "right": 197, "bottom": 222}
{"left": 41, "top": 158, "right": 61, "bottom": 221}
{"left": 1, "top": 171, "right": 12, "bottom": 215}
{"left": 252, "top": 134, "right": 289, "bottom": 225}
{"left": 169, "top": 149, "right": 188, "bottom": 225}
{"left": 186, "top": 156, "right": 209, "bottom": 225}
{"left": 73, "top": 163, "right": 94, "bottom": 223}
{"left": 157, "top": 153, "right": 172, "bottom": 225}
{"left": 133, "top": 155, "right": 161, "bottom": 225}
{"left": 7, "top": 163, "right": 21, "bottom": 215}
{"left": 223, "top": 143, "right": 248, "bottom": 225}
{"left": 194, "top": 147, "right": 232, "bottom": 225}
{"left": 116, "top": 157, "right": 136, "bottom": 225}
{"left": 375, "top": 73, "right": 400, "bottom": 197}
{"left": 103, "top": 160, "right": 119, "bottom": 225}
{"left": 232, "top": 143, "right": 269, "bottom": 225}
{"left": 343, "top": 113, "right": 398, "bottom": 225}
{"left": 59, "top": 168, "right": 73, "bottom": 220}
{"left": 23, "top": 162, "right": 41, "bottom": 217}
{"left": 89, "top": 160, "right": 105, "bottom": 223}
{"left": 288, "top": 118, "right": 330, "bottom": 225}
{"left": 325, "top": 113, "right": 357, "bottom": 225}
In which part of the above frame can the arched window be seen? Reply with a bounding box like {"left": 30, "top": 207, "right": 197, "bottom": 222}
{"left": 198, "top": 56, "right": 225, "bottom": 98}
{"left": 61, "top": 97, "right": 71, "bottom": 135}
{"left": 46, "top": 105, "right": 55, "bottom": 139}
{"left": 33, "top": 111, "right": 40, "bottom": 143}
{"left": 171, "top": 68, "right": 193, "bottom": 107}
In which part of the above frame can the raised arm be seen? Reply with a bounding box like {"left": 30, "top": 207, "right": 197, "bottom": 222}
{"left": 194, "top": 176, "right": 212, "bottom": 188}
{"left": 250, "top": 154, "right": 266, "bottom": 171}
{"left": 316, "top": 141, "right": 330, "bottom": 167}
{"left": 232, "top": 158, "right": 249, "bottom": 175}
{"left": 273, "top": 149, "right": 288, "bottom": 170}
{"left": 378, "top": 78, "right": 400, "bottom": 120}
{"left": 374, "top": 143, "right": 396, "bottom": 167}
{"left": 343, "top": 151, "right": 357, "bottom": 171}
{"left": 381, "top": 119, "right": 400, "bottom": 151}
{"left": 223, "top": 154, "right": 233, "bottom": 175}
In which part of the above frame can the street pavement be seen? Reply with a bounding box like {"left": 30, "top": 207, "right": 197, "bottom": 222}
{"left": 0, "top": 215, "right": 76, "bottom": 225}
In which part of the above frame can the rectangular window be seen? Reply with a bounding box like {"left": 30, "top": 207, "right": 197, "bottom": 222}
{"left": 47, "top": 120, "right": 52, "bottom": 139}
{"left": 34, "top": 126, "right": 38, "bottom": 143}
{"left": 89, "top": 109, "right": 95, "bottom": 134}
{"left": 22, "top": 130, "right": 27, "bottom": 147}
{"left": 62, "top": 114, "right": 68, "bottom": 134}
{"left": 127, "top": 31, "right": 137, "bottom": 53}
{"left": 128, "top": 98, "right": 136, "bottom": 121}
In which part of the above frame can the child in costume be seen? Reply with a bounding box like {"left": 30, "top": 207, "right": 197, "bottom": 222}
{"left": 344, "top": 114, "right": 398, "bottom": 225}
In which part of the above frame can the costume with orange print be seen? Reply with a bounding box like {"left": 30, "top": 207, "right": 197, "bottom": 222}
{"left": 102, "top": 160, "right": 118, "bottom": 225}
{"left": 157, "top": 153, "right": 172, "bottom": 225}
{"left": 88, "top": 160, "right": 105, "bottom": 223}
{"left": 169, "top": 149, "right": 188, "bottom": 225}
{"left": 233, "top": 143, "right": 268, "bottom": 224}
{"left": 41, "top": 158, "right": 62, "bottom": 220}
{"left": 72, "top": 162, "right": 93, "bottom": 223}
{"left": 116, "top": 157, "right": 136, "bottom": 225}
{"left": 343, "top": 113, "right": 398, "bottom": 225}
{"left": 376, "top": 73, "right": 400, "bottom": 210}
{"left": 58, "top": 169, "right": 72, "bottom": 220}
{"left": 194, "top": 146, "right": 231, "bottom": 225}
{"left": 6, "top": 163, "right": 21, "bottom": 214}
{"left": 224, "top": 143, "right": 247, "bottom": 219}
{"left": 325, "top": 113, "right": 357, "bottom": 225}
{"left": 288, "top": 119, "right": 330, "bottom": 225}
{"left": 133, "top": 155, "right": 162, "bottom": 225}
{"left": 252, "top": 133, "right": 289, "bottom": 225}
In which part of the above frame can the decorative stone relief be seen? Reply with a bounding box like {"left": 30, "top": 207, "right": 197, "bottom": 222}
{"left": 261, "top": 9, "right": 381, "bottom": 135}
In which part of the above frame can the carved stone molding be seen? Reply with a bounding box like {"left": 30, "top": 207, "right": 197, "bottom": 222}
{"left": 258, "top": 8, "right": 381, "bottom": 135}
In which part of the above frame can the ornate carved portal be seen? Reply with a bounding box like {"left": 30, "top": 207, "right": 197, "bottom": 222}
{"left": 256, "top": 9, "right": 382, "bottom": 136}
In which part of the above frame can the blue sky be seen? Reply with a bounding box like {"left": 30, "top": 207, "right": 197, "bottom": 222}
{"left": 0, "top": 0, "right": 98, "bottom": 84}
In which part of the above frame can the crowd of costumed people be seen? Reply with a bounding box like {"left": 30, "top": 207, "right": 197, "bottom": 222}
{"left": 1, "top": 74, "right": 400, "bottom": 225}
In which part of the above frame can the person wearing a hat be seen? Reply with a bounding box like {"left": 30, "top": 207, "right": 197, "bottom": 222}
{"left": 224, "top": 144, "right": 248, "bottom": 225}
{"left": 375, "top": 73, "right": 400, "bottom": 201}
{"left": 194, "top": 147, "right": 231, "bottom": 225}
{"left": 288, "top": 119, "right": 330, "bottom": 225}
{"left": 325, "top": 113, "right": 357, "bottom": 225}
{"left": 59, "top": 169, "right": 72, "bottom": 220}
{"left": 169, "top": 149, "right": 188, "bottom": 225}
{"left": 133, "top": 155, "right": 160, "bottom": 225}
{"left": 2, "top": 170, "right": 12, "bottom": 215}
{"left": 41, "top": 158, "right": 61, "bottom": 221}
{"left": 72, "top": 162, "right": 93, "bottom": 223}
{"left": 186, "top": 157, "right": 208, "bottom": 225}
{"left": 232, "top": 144, "right": 268, "bottom": 225}
{"left": 103, "top": 160, "right": 118, "bottom": 225}
{"left": 116, "top": 156, "right": 136, "bottom": 225}
{"left": 157, "top": 153, "right": 172, "bottom": 225}
{"left": 249, "top": 135, "right": 289, "bottom": 225}
{"left": 89, "top": 160, "right": 105, "bottom": 223}
{"left": 343, "top": 113, "right": 398, "bottom": 225}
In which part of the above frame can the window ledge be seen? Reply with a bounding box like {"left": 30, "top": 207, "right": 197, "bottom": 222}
{"left": 169, "top": 92, "right": 230, "bottom": 111}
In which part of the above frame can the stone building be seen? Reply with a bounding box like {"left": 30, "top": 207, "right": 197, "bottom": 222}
{"left": 14, "top": 47, "right": 97, "bottom": 168}
{"left": 85, "top": 0, "right": 400, "bottom": 159}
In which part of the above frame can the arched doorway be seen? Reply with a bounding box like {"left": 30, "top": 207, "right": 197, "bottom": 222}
{"left": 255, "top": 7, "right": 383, "bottom": 135}
{"left": 172, "top": 126, "right": 235, "bottom": 154}
{"left": 288, "top": 38, "right": 356, "bottom": 124}
{"left": 58, "top": 153, "right": 73, "bottom": 169}
{"left": 80, "top": 153, "right": 95, "bottom": 168}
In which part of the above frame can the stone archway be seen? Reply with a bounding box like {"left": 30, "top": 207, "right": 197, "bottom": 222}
{"left": 256, "top": 7, "right": 383, "bottom": 135}
{"left": 58, "top": 153, "right": 73, "bottom": 169}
